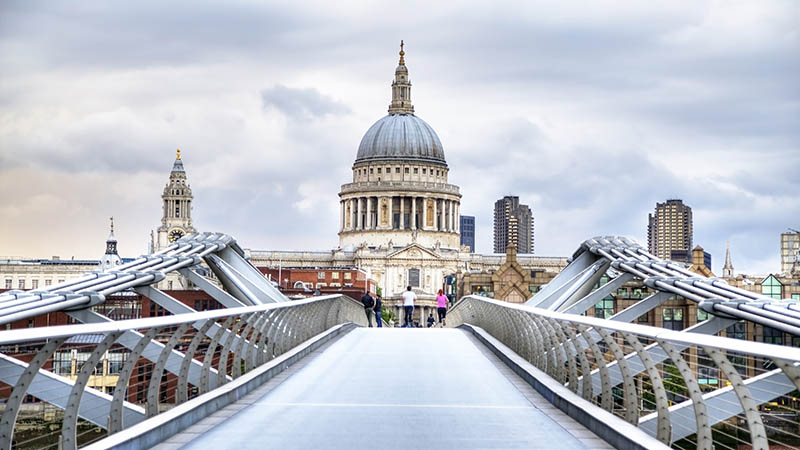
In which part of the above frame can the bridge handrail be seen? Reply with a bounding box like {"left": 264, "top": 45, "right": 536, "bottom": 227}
{"left": 0, "top": 293, "right": 368, "bottom": 450}
{"left": 450, "top": 294, "right": 800, "bottom": 449}
{"left": 452, "top": 295, "right": 800, "bottom": 361}
{"left": 0, "top": 294, "right": 354, "bottom": 345}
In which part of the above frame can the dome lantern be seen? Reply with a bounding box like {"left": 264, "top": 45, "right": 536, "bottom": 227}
{"left": 388, "top": 40, "right": 414, "bottom": 115}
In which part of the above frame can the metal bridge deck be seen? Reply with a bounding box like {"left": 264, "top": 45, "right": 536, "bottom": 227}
{"left": 156, "top": 328, "right": 613, "bottom": 449}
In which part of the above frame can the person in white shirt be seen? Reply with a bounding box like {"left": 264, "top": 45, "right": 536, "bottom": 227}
{"left": 401, "top": 285, "right": 416, "bottom": 327}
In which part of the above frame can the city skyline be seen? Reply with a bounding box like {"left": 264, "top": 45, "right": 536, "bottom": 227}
{"left": 0, "top": 1, "right": 798, "bottom": 276}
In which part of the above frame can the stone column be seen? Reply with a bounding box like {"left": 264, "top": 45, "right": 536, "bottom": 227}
{"left": 455, "top": 203, "right": 459, "bottom": 232}
{"left": 411, "top": 196, "right": 417, "bottom": 230}
{"left": 450, "top": 201, "right": 455, "bottom": 232}
{"left": 351, "top": 198, "right": 357, "bottom": 231}
{"left": 422, "top": 197, "right": 428, "bottom": 230}
{"left": 443, "top": 200, "right": 449, "bottom": 231}
{"left": 445, "top": 200, "right": 453, "bottom": 232}
{"left": 366, "top": 197, "right": 372, "bottom": 229}
{"left": 433, "top": 198, "right": 438, "bottom": 231}
{"left": 400, "top": 196, "right": 405, "bottom": 230}
{"left": 340, "top": 200, "right": 344, "bottom": 232}
{"left": 356, "top": 198, "right": 362, "bottom": 230}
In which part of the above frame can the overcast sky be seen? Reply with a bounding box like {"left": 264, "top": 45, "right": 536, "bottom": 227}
{"left": 0, "top": 1, "right": 797, "bottom": 275}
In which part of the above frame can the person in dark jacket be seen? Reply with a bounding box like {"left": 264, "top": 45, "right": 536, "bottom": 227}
{"left": 361, "top": 291, "right": 375, "bottom": 327}
{"left": 373, "top": 295, "right": 383, "bottom": 328}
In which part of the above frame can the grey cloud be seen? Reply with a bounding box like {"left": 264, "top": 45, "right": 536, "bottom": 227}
{"left": 261, "top": 85, "right": 350, "bottom": 120}
{"left": 0, "top": 1, "right": 797, "bottom": 277}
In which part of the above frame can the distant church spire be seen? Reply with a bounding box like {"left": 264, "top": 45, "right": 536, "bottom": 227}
{"left": 106, "top": 216, "right": 117, "bottom": 254}
{"left": 99, "top": 216, "right": 122, "bottom": 272}
{"left": 388, "top": 40, "right": 414, "bottom": 115}
{"left": 722, "top": 241, "right": 734, "bottom": 278}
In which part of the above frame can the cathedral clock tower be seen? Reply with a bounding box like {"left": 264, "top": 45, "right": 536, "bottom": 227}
{"left": 157, "top": 149, "right": 196, "bottom": 250}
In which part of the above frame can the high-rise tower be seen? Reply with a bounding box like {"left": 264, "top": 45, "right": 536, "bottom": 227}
{"left": 493, "top": 196, "right": 533, "bottom": 254}
{"left": 647, "top": 199, "right": 693, "bottom": 260}
{"left": 157, "top": 149, "right": 195, "bottom": 250}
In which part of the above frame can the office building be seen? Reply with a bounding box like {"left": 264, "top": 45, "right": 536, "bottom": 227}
{"left": 493, "top": 196, "right": 533, "bottom": 254}
{"left": 648, "top": 199, "right": 692, "bottom": 260}
{"left": 460, "top": 215, "right": 475, "bottom": 252}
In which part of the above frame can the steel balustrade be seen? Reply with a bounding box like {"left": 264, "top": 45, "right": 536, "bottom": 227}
{"left": 0, "top": 294, "right": 368, "bottom": 450}
{"left": 450, "top": 295, "right": 800, "bottom": 450}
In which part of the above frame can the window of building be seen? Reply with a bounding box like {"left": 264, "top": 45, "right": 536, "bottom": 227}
{"left": 18, "top": 280, "right": 25, "bottom": 289}
{"left": 316, "top": 283, "right": 326, "bottom": 288}
{"left": 697, "top": 347, "right": 718, "bottom": 386}
{"left": 726, "top": 321, "right": 746, "bottom": 340}
{"left": 332, "top": 272, "right": 339, "bottom": 280}
{"left": 53, "top": 351, "right": 73, "bottom": 376}
{"left": 31, "top": 279, "right": 38, "bottom": 289}
{"left": 5, "top": 279, "right": 11, "bottom": 289}
{"left": 58, "top": 279, "right": 65, "bottom": 284}
{"left": 726, "top": 322, "right": 748, "bottom": 375}
{"left": 377, "top": 168, "right": 381, "bottom": 174}
{"left": 108, "top": 351, "right": 126, "bottom": 374}
{"left": 317, "top": 271, "right": 326, "bottom": 280}
{"left": 344, "top": 272, "right": 352, "bottom": 280}
{"left": 395, "top": 167, "right": 400, "bottom": 173}
{"left": 662, "top": 308, "right": 684, "bottom": 330}
{"left": 792, "top": 294, "right": 799, "bottom": 301}
{"left": 763, "top": 326, "right": 783, "bottom": 345}
{"left": 594, "top": 296, "right": 614, "bottom": 319}
{"left": 422, "top": 168, "right": 426, "bottom": 174}
{"left": 45, "top": 279, "right": 52, "bottom": 286}
{"left": 761, "top": 274, "right": 782, "bottom": 299}
{"left": 413, "top": 168, "right": 418, "bottom": 174}
{"left": 697, "top": 309, "right": 710, "bottom": 322}
{"left": 637, "top": 313, "right": 649, "bottom": 324}
{"left": 408, "top": 268, "right": 420, "bottom": 287}
{"left": 404, "top": 167, "right": 409, "bottom": 174}
{"left": 370, "top": 168, "right": 373, "bottom": 174}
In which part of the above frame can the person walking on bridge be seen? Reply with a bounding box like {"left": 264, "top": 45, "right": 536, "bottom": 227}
{"left": 361, "top": 291, "right": 375, "bottom": 327}
{"left": 373, "top": 294, "right": 383, "bottom": 328}
{"left": 402, "top": 286, "right": 416, "bottom": 327}
{"left": 436, "top": 289, "right": 448, "bottom": 327}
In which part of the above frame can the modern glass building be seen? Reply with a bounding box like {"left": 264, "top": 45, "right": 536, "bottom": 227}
{"left": 460, "top": 215, "right": 475, "bottom": 253}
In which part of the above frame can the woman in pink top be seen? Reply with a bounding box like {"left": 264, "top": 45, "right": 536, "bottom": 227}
{"left": 436, "top": 289, "right": 448, "bottom": 327}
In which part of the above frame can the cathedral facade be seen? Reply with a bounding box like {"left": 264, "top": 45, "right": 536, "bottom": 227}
{"left": 249, "top": 44, "right": 568, "bottom": 323}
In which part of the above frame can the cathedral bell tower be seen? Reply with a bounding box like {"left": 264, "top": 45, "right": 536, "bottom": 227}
{"left": 157, "top": 149, "right": 195, "bottom": 250}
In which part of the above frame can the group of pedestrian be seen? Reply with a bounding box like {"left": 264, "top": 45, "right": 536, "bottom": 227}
{"left": 360, "top": 290, "right": 382, "bottom": 327}
{"left": 360, "top": 286, "right": 448, "bottom": 328}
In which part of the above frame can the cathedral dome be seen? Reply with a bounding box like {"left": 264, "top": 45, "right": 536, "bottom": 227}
{"left": 355, "top": 114, "right": 446, "bottom": 165}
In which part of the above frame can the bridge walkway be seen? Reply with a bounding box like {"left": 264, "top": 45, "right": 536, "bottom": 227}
{"left": 154, "top": 328, "right": 613, "bottom": 449}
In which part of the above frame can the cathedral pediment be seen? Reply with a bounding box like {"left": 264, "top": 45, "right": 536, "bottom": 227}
{"left": 386, "top": 243, "right": 441, "bottom": 260}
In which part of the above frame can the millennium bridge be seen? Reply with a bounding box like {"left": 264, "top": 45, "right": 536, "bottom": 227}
{"left": 1, "top": 233, "right": 799, "bottom": 450}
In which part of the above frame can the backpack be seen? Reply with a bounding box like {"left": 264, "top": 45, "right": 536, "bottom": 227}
{"left": 361, "top": 294, "right": 375, "bottom": 308}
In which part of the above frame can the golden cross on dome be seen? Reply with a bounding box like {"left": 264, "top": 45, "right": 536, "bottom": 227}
{"left": 399, "top": 40, "right": 405, "bottom": 65}
{"left": 176, "top": 148, "right": 181, "bottom": 160}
